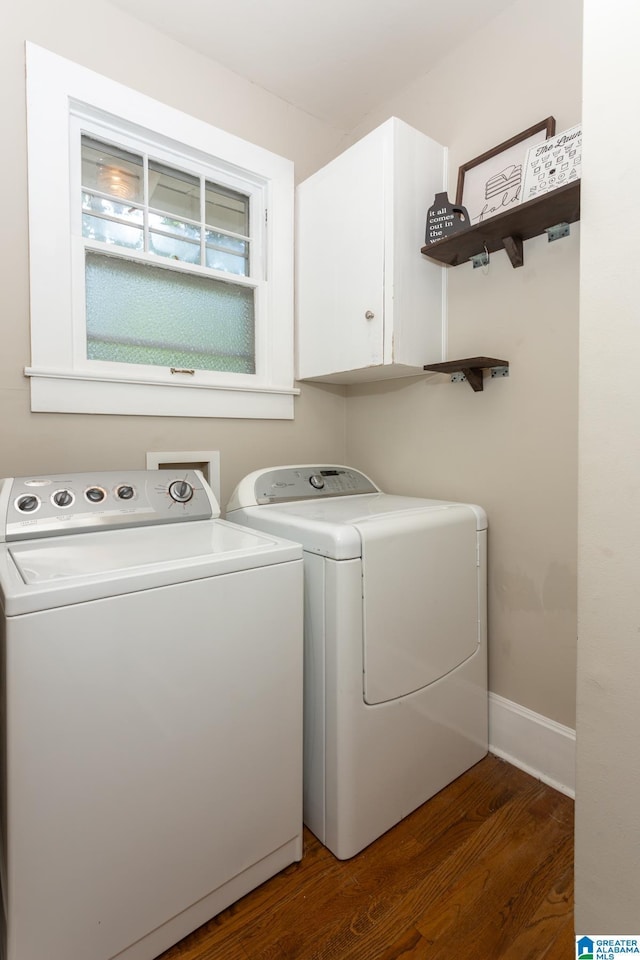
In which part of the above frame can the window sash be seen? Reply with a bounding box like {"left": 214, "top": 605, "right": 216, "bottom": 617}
{"left": 71, "top": 238, "right": 266, "bottom": 389}
{"left": 84, "top": 250, "right": 257, "bottom": 374}
{"left": 70, "top": 114, "right": 268, "bottom": 385}
{"left": 80, "top": 134, "right": 252, "bottom": 276}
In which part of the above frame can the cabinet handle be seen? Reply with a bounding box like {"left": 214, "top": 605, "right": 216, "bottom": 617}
{"left": 365, "top": 310, "right": 375, "bottom": 320}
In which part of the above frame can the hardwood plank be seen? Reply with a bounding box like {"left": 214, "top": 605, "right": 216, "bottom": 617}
{"left": 155, "top": 757, "right": 574, "bottom": 960}
{"left": 417, "top": 811, "right": 573, "bottom": 958}
{"left": 375, "top": 928, "right": 431, "bottom": 960}
{"left": 496, "top": 859, "right": 574, "bottom": 960}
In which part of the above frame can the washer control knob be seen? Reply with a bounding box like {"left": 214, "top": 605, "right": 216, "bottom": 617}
{"left": 16, "top": 494, "right": 40, "bottom": 513}
{"left": 85, "top": 487, "right": 106, "bottom": 503}
{"left": 116, "top": 485, "right": 135, "bottom": 501}
{"left": 168, "top": 479, "right": 194, "bottom": 503}
{"left": 53, "top": 489, "right": 73, "bottom": 507}
{"left": 309, "top": 474, "right": 325, "bottom": 490}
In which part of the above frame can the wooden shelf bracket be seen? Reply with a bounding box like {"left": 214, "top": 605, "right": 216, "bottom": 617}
{"left": 423, "top": 357, "right": 510, "bottom": 392}
{"left": 502, "top": 235, "right": 524, "bottom": 268}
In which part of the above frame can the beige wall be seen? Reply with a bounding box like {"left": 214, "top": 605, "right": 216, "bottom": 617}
{"left": 1, "top": 0, "right": 347, "bottom": 506}
{"left": 575, "top": 0, "right": 640, "bottom": 930}
{"left": 343, "top": 0, "right": 583, "bottom": 728}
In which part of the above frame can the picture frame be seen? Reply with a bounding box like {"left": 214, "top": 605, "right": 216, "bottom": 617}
{"left": 455, "top": 117, "right": 556, "bottom": 227}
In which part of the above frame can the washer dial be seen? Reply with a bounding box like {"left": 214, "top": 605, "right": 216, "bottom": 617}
{"left": 168, "top": 479, "right": 194, "bottom": 503}
{"left": 16, "top": 494, "right": 40, "bottom": 513}
{"left": 52, "top": 489, "right": 74, "bottom": 508}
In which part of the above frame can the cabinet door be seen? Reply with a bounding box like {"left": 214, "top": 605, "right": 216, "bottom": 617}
{"left": 386, "top": 121, "right": 446, "bottom": 367}
{"left": 296, "top": 127, "right": 386, "bottom": 380}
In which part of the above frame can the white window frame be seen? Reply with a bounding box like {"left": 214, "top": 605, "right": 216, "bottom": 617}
{"left": 25, "top": 43, "right": 298, "bottom": 419}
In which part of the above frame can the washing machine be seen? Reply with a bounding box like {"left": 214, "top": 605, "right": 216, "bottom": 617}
{"left": 0, "top": 469, "right": 303, "bottom": 960}
{"left": 227, "top": 464, "right": 488, "bottom": 860}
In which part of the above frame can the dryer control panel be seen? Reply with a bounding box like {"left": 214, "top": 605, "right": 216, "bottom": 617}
{"left": 228, "top": 465, "right": 380, "bottom": 508}
{"left": 0, "top": 470, "right": 218, "bottom": 541}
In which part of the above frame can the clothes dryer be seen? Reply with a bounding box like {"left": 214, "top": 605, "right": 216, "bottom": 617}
{"left": 227, "top": 464, "right": 487, "bottom": 859}
{"left": 0, "top": 469, "right": 303, "bottom": 960}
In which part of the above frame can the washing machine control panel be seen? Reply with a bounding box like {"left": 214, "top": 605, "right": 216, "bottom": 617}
{"left": 0, "top": 470, "right": 217, "bottom": 541}
{"left": 251, "top": 466, "right": 379, "bottom": 505}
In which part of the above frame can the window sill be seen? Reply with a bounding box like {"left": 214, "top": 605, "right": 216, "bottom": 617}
{"left": 25, "top": 368, "right": 298, "bottom": 419}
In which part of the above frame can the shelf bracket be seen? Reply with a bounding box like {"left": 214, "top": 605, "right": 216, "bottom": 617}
{"left": 471, "top": 248, "right": 490, "bottom": 269}
{"left": 502, "top": 235, "right": 524, "bottom": 268}
{"left": 423, "top": 357, "right": 510, "bottom": 393}
{"left": 461, "top": 365, "right": 485, "bottom": 392}
{"left": 545, "top": 221, "right": 571, "bottom": 243}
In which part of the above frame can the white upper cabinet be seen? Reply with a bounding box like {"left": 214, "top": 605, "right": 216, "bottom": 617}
{"left": 296, "top": 118, "right": 447, "bottom": 383}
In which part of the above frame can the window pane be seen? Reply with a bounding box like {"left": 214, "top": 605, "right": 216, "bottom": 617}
{"left": 205, "top": 229, "right": 248, "bottom": 255}
{"left": 85, "top": 252, "right": 255, "bottom": 373}
{"left": 205, "top": 247, "right": 248, "bottom": 275}
{"left": 149, "top": 232, "right": 200, "bottom": 264}
{"left": 149, "top": 161, "right": 200, "bottom": 221}
{"left": 82, "top": 137, "right": 143, "bottom": 203}
{"left": 205, "top": 182, "right": 249, "bottom": 235}
{"left": 148, "top": 213, "right": 200, "bottom": 241}
{"left": 83, "top": 194, "right": 144, "bottom": 226}
{"left": 205, "top": 229, "right": 249, "bottom": 275}
{"left": 82, "top": 215, "right": 143, "bottom": 250}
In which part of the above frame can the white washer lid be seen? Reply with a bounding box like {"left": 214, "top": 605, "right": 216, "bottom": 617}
{"left": 0, "top": 519, "right": 301, "bottom": 616}
{"left": 228, "top": 493, "right": 486, "bottom": 560}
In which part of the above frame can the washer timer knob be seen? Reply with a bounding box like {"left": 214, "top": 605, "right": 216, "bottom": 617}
{"left": 309, "top": 474, "right": 325, "bottom": 490}
{"left": 16, "top": 494, "right": 40, "bottom": 513}
{"left": 168, "top": 479, "right": 194, "bottom": 503}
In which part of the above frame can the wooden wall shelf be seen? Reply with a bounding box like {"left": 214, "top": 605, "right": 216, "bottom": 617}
{"left": 420, "top": 180, "right": 580, "bottom": 269}
{"left": 423, "top": 357, "right": 509, "bottom": 392}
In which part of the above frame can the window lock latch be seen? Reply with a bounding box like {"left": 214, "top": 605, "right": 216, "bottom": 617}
{"left": 170, "top": 367, "right": 195, "bottom": 375}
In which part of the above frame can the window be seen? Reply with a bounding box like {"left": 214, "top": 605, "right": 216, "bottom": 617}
{"left": 78, "top": 133, "right": 257, "bottom": 376}
{"left": 25, "top": 43, "right": 296, "bottom": 418}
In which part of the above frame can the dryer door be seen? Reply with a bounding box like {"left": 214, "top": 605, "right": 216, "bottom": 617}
{"left": 356, "top": 505, "right": 479, "bottom": 704}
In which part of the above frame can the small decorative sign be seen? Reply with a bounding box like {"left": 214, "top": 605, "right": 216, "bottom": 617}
{"left": 455, "top": 118, "right": 555, "bottom": 225}
{"left": 425, "top": 192, "right": 471, "bottom": 244}
{"left": 521, "top": 124, "right": 582, "bottom": 203}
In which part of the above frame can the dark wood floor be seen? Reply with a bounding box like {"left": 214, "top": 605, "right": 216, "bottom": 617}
{"left": 157, "top": 755, "right": 574, "bottom": 960}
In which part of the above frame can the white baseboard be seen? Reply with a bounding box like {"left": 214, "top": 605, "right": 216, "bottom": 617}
{"left": 488, "top": 692, "right": 576, "bottom": 798}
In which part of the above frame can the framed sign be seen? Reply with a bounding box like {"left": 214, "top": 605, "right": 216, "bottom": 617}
{"left": 456, "top": 118, "right": 556, "bottom": 226}
{"left": 520, "top": 124, "right": 582, "bottom": 203}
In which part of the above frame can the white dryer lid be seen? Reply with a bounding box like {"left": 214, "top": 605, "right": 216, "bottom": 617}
{"left": 229, "top": 493, "right": 486, "bottom": 560}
